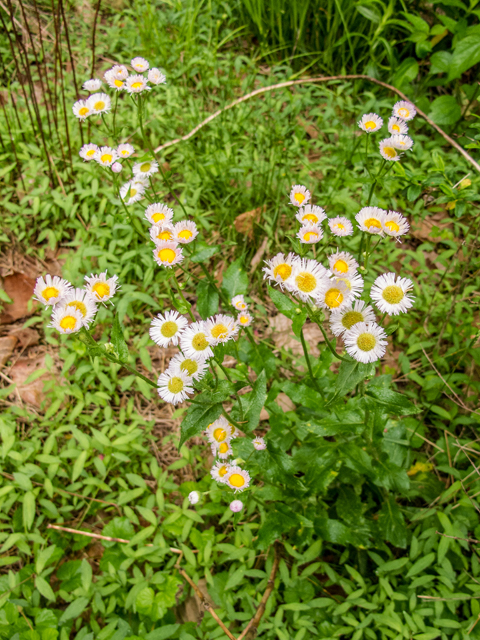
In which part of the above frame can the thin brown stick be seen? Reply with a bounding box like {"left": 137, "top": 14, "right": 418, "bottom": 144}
{"left": 437, "top": 531, "right": 479, "bottom": 544}
{"left": 178, "top": 568, "right": 237, "bottom": 640}
{"left": 90, "top": 0, "right": 102, "bottom": 78}
{"left": 238, "top": 545, "right": 281, "bottom": 640}
{"left": 153, "top": 75, "right": 480, "bottom": 173}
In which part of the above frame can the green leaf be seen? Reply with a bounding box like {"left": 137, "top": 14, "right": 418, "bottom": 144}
{"left": 366, "top": 387, "right": 418, "bottom": 415}
{"left": 378, "top": 496, "right": 407, "bottom": 548}
{"left": 102, "top": 517, "right": 135, "bottom": 547}
{"left": 221, "top": 258, "right": 249, "bottom": 298}
{"left": 81, "top": 559, "right": 92, "bottom": 591}
{"left": 225, "top": 568, "right": 246, "bottom": 590}
{"left": 428, "top": 95, "right": 461, "bottom": 126}
{"left": 23, "top": 491, "right": 36, "bottom": 530}
{"left": 36, "top": 545, "right": 57, "bottom": 574}
{"left": 448, "top": 34, "right": 480, "bottom": 80}
{"left": 406, "top": 552, "right": 435, "bottom": 578}
{"left": 376, "top": 557, "right": 410, "bottom": 574}
{"left": 329, "top": 358, "right": 375, "bottom": 402}
{"left": 282, "top": 381, "right": 324, "bottom": 411}
{"left": 190, "top": 243, "right": 219, "bottom": 263}
{"left": 136, "top": 586, "right": 154, "bottom": 615}
{"left": 111, "top": 314, "right": 129, "bottom": 362}
{"left": 35, "top": 576, "right": 56, "bottom": 601}
{"left": 179, "top": 402, "right": 223, "bottom": 448}
{"left": 268, "top": 285, "right": 297, "bottom": 317}
{"left": 242, "top": 369, "right": 267, "bottom": 432}
{"left": 59, "top": 596, "right": 89, "bottom": 623}
{"left": 196, "top": 280, "right": 219, "bottom": 320}
{"left": 72, "top": 450, "right": 88, "bottom": 482}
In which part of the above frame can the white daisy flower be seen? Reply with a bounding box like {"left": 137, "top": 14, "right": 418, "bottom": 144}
{"left": 131, "top": 57, "right": 149, "bottom": 72}
{"left": 328, "top": 251, "right": 358, "bottom": 277}
{"left": 157, "top": 369, "right": 193, "bottom": 405}
{"left": 297, "top": 224, "right": 323, "bottom": 244}
{"left": 150, "top": 223, "right": 175, "bottom": 244}
{"left": 79, "top": 143, "right": 98, "bottom": 162}
{"left": 211, "top": 461, "right": 231, "bottom": 483}
{"left": 104, "top": 70, "right": 126, "bottom": 91}
{"left": 329, "top": 300, "right": 376, "bottom": 337}
{"left": 212, "top": 440, "right": 233, "bottom": 460}
{"left": 391, "top": 134, "right": 413, "bottom": 151}
{"left": 316, "top": 279, "right": 351, "bottom": 311}
{"left": 334, "top": 272, "right": 364, "bottom": 299}
{"left": 106, "top": 64, "right": 128, "bottom": 81}
{"left": 145, "top": 203, "right": 174, "bottom": 225}
{"left": 388, "top": 116, "right": 408, "bottom": 135}
{"left": 355, "top": 207, "right": 385, "bottom": 235}
{"left": 328, "top": 216, "right": 353, "bottom": 237}
{"left": 95, "top": 146, "right": 118, "bottom": 167}
{"left": 180, "top": 321, "right": 214, "bottom": 360}
{"left": 383, "top": 211, "right": 409, "bottom": 238}
{"left": 296, "top": 205, "right": 327, "bottom": 226}
{"left": 287, "top": 258, "right": 328, "bottom": 302}
{"left": 206, "top": 416, "right": 231, "bottom": 446}
{"left": 133, "top": 159, "right": 158, "bottom": 178}
{"left": 236, "top": 311, "right": 253, "bottom": 328}
{"left": 379, "top": 138, "right": 402, "bottom": 162}
{"left": 120, "top": 180, "right": 145, "bottom": 205}
{"left": 50, "top": 306, "right": 84, "bottom": 334}
{"left": 57, "top": 288, "right": 97, "bottom": 328}
{"left": 169, "top": 352, "right": 208, "bottom": 381}
{"left": 263, "top": 252, "right": 297, "bottom": 289}
{"left": 230, "top": 500, "right": 244, "bottom": 512}
{"left": 150, "top": 310, "right": 188, "bottom": 347}
{"left": 84, "top": 272, "right": 119, "bottom": 303}
{"left": 87, "top": 92, "right": 111, "bottom": 115}
{"left": 358, "top": 113, "right": 383, "bottom": 133}
{"left": 392, "top": 100, "right": 416, "bottom": 121}
{"left": 253, "top": 437, "right": 266, "bottom": 450}
{"left": 204, "top": 314, "right": 238, "bottom": 345}
{"left": 148, "top": 68, "right": 166, "bottom": 85}
{"left": 344, "top": 322, "right": 388, "bottom": 363}
{"left": 126, "top": 75, "right": 149, "bottom": 94}
{"left": 117, "top": 143, "right": 135, "bottom": 159}
{"left": 34, "top": 274, "right": 72, "bottom": 306}
{"left": 72, "top": 100, "right": 91, "bottom": 120}
{"left": 224, "top": 466, "right": 250, "bottom": 492}
{"left": 173, "top": 220, "right": 198, "bottom": 244}
{"left": 153, "top": 242, "right": 184, "bottom": 268}
{"left": 370, "top": 272, "right": 415, "bottom": 316}
{"left": 188, "top": 491, "right": 199, "bottom": 505}
{"left": 231, "top": 295, "right": 248, "bottom": 311}
{"left": 83, "top": 78, "right": 102, "bottom": 92}
{"left": 289, "top": 184, "right": 311, "bottom": 207}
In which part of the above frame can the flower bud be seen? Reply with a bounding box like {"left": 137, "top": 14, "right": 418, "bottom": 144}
{"left": 104, "top": 342, "right": 115, "bottom": 354}
{"left": 112, "top": 162, "right": 123, "bottom": 173}
{"left": 188, "top": 491, "right": 200, "bottom": 505}
{"left": 230, "top": 500, "right": 243, "bottom": 513}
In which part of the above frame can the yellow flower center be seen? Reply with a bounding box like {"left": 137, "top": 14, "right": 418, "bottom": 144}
{"left": 152, "top": 212, "right": 166, "bottom": 223}
{"left": 341, "top": 310, "right": 364, "bottom": 330}
{"left": 382, "top": 285, "right": 404, "bottom": 305}
{"left": 180, "top": 359, "right": 198, "bottom": 376}
{"left": 160, "top": 321, "right": 178, "bottom": 337}
{"left": 86, "top": 149, "right": 96, "bottom": 157}
{"left": 59, "top": 315, "right": 77, "bottom": 331}
{"left": 294, "top": 192, "right": 305, "bottom": 204}
{"left": 213, "top": 428, "right": 227, "bottom": 442}
{"left": 178, "top": 229, "right": 193, "bottom": 240}
{"left": 168, "top": 377, "right": 184, "bottom": 394}
{"left": 101, "top": 153, "right": 112, "bottom": 164}
{"left": 42, "top": 286, "right": 59, "bottom": 301}
{"left": 219, "top": 442, "right": 229, "bottom": 454}
{"left": 129, "top": 188, "right": 138, "bottom": 198}
{"left": 333, "top": 259, "right": 349, "bottom": 274}
{"left": 157, "top": 230, "right": 172, "bottom": 241}
{"left": 364, "top": 120, "right": 376, "bottom": 130}
{"left": 211, "top": 324, "right": 228, "bottom": 339}
{"left": 92, "top": 282, "right": 110, "bottom": 299}
{"left": 324, "top": 288, "right": 343, "bottom": 309}
{"left": 79, "top": 107, "right": 89, "bottom": 116}
{"left": 392, "top": 124, "right": 400, "bottom": 132}
{"left": 295, "top": 272, "right": 316, "bottom": 293}
{"left": 229, "top": 473, "right": 245, "bottom": 488}
{"left": 398, "top": 107, "right": 409, "bottom": 119}
{"left": 383, "top": 146, "right": 397, "bottom": 159}
{"left": 334, "top": 223, "right": 345, "bottom": 230}
{"left": 192, "top": 332, "right": 208, "bottom": 351}
{"left": 239, "top": 315, "right": 249, "bottom": 324}
{"left": 303, "top": 231, "right": 318, "bottom": 242}
{"left": 385, "top": 220, "right": 400, "bottom": 233}
{"left": 273, "top": 263, "right": 292, "bottom": 281}
{"left": 219, "top": 465, "right": 228, "bottom": 477}
{"left": 158, "top": 248, "right": 176, "bottom": 263}
{"left": 357, "top": 333, "right": 376, "bottom": 351}
{"left": 131, "top": 81, "right": 143, "bottom": 89}
{"left": 94, "top": 101, "right": 105, "bottom": 111}
{"left": 67, "top": 300, "right": 87, "bottom": 317}
{"left": 302, "top": 213, "right": 318, "bottom": 223}
{"left": 364, "top": 218, "right": 382, "bottom": 230}
{"left": 114, "top": 79, "right": 124, "bottom": 88}
{"left": 140, "top": 162, "right": 151, "bottom": 173}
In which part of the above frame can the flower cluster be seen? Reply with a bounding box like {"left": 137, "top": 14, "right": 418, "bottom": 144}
{"left": 34, "top": 272, "right": 119, "bottom": 335}
{"left": 143, "top": 202, "right": 199, "bottom": 268}
{"left": 358, "top": 100, "right": 416, "bottom": 162}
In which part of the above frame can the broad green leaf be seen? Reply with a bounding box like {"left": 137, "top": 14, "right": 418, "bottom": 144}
{"left": 35, "top": 576, "right": 55, "bottom": 601}
{"left": 378, "top": 496, "right": 407, "bottom": 548}
{"left": 23, "top": 491, "right": 36, "bottom": 530}
{"left": 329, "top": 358, "right": 375, "bottom": 401}
{"left": 111, "top": 314, "right": 129, "bottom": 362}
{"left": 242, "top": 369, "right": 267, "bottom": 432}
{"left": 59, "top": 596, "right": 89, "bottom": 623}
{"left": 282, "top": 381, "right": 324, "bottom": 411}
{"left": 196, "top": 280, "right": 219, "bottom": 319}
{"left": 81, "top": 559, "right": 92, "bottom": 591}
{"left": 179, "top": 402, "right": 223, "bottom": 448}
{"left": 102, "top": 517, "right": 135, "bottom": 547}
{"left": 136, "top": 586, "right": 154, "bottom": 615}
{"left": 36, "top": 545, "right": 56, "bottom": 574}
{"left": 428, "top": 95, "right": 461, "bottom": 125}
{"left": 190, "top": 244, "right": 219, "bottom": 263}
{"left": 268, "top": 285, "right": 297, "bottom": 317}
{"left": 366, "top": 387, "right": 418, "bottom": 415}
{"left": 221, "top": 258, "right": 248, "bottom": 298}
{"left": 448, "top": 34, "right": 480, "bottom": 80}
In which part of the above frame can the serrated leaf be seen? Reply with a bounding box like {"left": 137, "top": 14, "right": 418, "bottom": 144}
{"left": 378, "top": 496, "right": 407, "bottom": 548}
{"left": 366, "top": 387, "right": 418, "bottom": 415}
{"left": 179, "top": 402, "right": 223, "bottom": 448}
{"left": 221, "top": 258, "right": 248, "bottom": 298}
{"left": 328, "top": 358, "right": 375, "bottom": 403}
{"left": 196, "top": 280, "right": 219, "bottom": 319}
{"left": 111, "top": 314, "right": 129, "bottom": 362}
{"left": 242, "top": 369, "right": 267, "bottom": 432}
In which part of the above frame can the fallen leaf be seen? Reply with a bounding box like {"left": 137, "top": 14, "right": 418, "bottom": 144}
{"left": 9, "top": 327, "right": 40, "bottom": 348}
{"left": 0, "top": 336, "right": 17, "bottom": 366}
{"left": 0, "top": 273, "right": 38, "bottom": 324}
{"left": 410, "top": 212, "right": 453, "bottom": 243}
{"left": 269, "top": 315, "right": 324, "bottom": 356}
{"left": 9, "top": 354, "right": 56, "bottom": 407}
{"left": 250, "top": 236, "right": 269, "bottom": 273}
{"left": 234, "top": 205, "right": 266, "bottom": 239}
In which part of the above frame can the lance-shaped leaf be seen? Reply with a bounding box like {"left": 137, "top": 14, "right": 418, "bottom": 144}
{"left": 197, "top": 280, "right": 219, "bottom": 319}
{"left": 179, "top": 402, "right": 223, "bottom": 448}
{"left": 111, "top": 314, "right": 129, "bottom": 362}
{"left": 242, "top": 369, "right": 267, "bottom": 432}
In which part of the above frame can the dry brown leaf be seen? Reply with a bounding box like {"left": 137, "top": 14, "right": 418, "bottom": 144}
{"left": 234, "top": 205, "right": 266, "bottom": 239}
{"left": 9, "top": 354, "right": 56, "bottom": 407}
{"left": 268, "top": 315, "right": 323, "bottom": 356}
{"left": 0, "top": 336, "right": 17, "bottom": 366}
{"left": 0, "top": 273, "right": 38, "bottom": 324}
{"left": 9, "top": 327, "right": 40, "bottom": 348}
{"left": 410, "top": 212, "right": 453, "bottom": 243}
{"left": 250, "top": 236, "right": 269, "bottom": 273}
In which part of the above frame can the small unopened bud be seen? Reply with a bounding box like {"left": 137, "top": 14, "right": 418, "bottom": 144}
{"left": 111, "top": 162, "right": 123, "bottom": 173}
{"left": 188, "top": 491, "right": 200, "bottom": 505}
{"left": 295, "top": 308, "right": 302, "bottom": 314}
{"left": 98, "top": 454, "right": 104, "bottom": 461}
{"left": 230, "top": 500, "right": 243, "bottom": 513}
{"left": 253, "top": 437, "right": 266, "bottom": 451}
{"left": 104, "top": 342, "right": 115, "bottom": 354}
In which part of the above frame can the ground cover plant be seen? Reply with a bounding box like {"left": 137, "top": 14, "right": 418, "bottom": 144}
{"left": 0, "top": 0, "right": 480, "bottom": 638}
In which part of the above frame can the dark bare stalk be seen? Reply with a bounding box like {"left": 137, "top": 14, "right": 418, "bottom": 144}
{"left": 90, "top": 0, "right": 102, "bottom": 78}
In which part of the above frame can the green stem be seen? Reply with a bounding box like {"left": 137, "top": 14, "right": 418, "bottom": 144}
{"left": 300, "top": 328, "right": 325, "bottom": 399}
{"left": 106, "top": 355, "right": 158, "bottom": 388}
{"left": 209, "top": 361, "right": 219, "bottom": 389}
{"left": 363, "top": 235, "right": 372, "bottom": 268}
{"left": 216, "top": 360, "right": 244, "bottom": 419}
{"left": 113, "top": 92, "right": 119, "bottom": 139}
{"left": 306, "top": 309, "right": 347, "bottom": 361}
{"left": 221, "top": 407, "right": 245, "bottom": 431}
{"left": 172, "top": 272, "right": 195, "bottom": 321}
